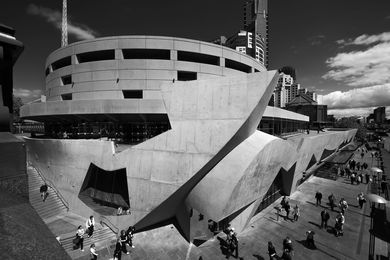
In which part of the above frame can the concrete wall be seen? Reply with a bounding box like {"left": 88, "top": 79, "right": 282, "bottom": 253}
{"left": 24, "top": 69, "right": 356, "bottom": 243}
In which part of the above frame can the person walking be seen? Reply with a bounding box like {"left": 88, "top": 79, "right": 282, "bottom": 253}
{"left": 74, "top": 225, "right": 85, "bottom": 251}
{"left": 86, "top": 216, "right": 95, "bottom": 238}
{"left": 229, "top": 229, "right": 239, "bottom": 258}
{"left": 357, "top": 192, "right": 366, "bottom": 209}
{"left": 339, "top": 198, "right": 348, "bottom": 214}
{"left": 113, "top": 238, "right": 122, "bottom": 260}
{"left": 281, "top": 249, "right": 292, "bottom": 260}
{"left": 284, "top": 201, "right": 291, "bottom": 220}
{"left": 268, "top": 241, "right": 277, "bottom": 260}
{"left": 40, "top": 183, "right": 48, "bottom": 202}
{"left": 306, "top": 230, "right": 316, "bottom": 248}
{"left": 320, "top": 209, "right": 330, "bottom": 229}
{"left": 90, "top": 243, "right": 98, "bottom": 260}
{"left": 283, "top": 236, "right": 293, "bottom": 253}
{"left": 293, "top": 205, "right": 300, "bottom": 222}
{"left": 328, "top": 193, "right": 336, "bottom": 211}
{"left": 315, "top": 191, "right": 322, "bottom": 206}
{"left": 126, "top": 226, "right": 135, "bottom": 248}
{"left": 335, "top": 212, "right": 345, "bottom": 237}
{"left": 120, "top": 230, "right": 130, "bottom": 255}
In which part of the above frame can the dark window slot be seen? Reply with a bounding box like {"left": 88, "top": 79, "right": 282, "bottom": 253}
{"left": 177, "top": 51, "right": 220, "bottom": 66}
{"left": 51, "top": 56, "right": 71, "bottom": 71}
{"left": 61, "top": 75, "right": 72, "bottom": 85}
{"left": 225, "top": 59, "right": 252, "bottom": 73}
{"left": 177, "top": 71, "right": 197, "bottom": 81}
{"left": 77, "top": 50, "right": 115, "bottom": 63}
{"left": 61, "top": 93, "right": 72, "bottom": 100}
{"left": 123, "top": 90, "right": 143, "bottom": 99}
{"left": 45, "top": 67, "right": 50, "bottom": 76}
{"left": 122, "top": 49, "right": 170, "bottom": 60}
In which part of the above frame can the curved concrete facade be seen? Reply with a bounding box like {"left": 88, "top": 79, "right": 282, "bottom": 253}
{"left": 24, "top": 69, "right": 356, "bottom": 244}
{"left": 21, "top": 36, "right": 266, "bottom": 119}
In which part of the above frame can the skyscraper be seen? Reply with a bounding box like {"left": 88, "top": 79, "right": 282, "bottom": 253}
{"left": 243, "top": 0, "right": 268, "bottom": 68}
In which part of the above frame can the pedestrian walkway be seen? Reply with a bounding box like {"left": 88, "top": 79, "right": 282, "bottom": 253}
{"left": 27, "top": 165, "right": 117, "bottom": 259}
{"left": 76, "top": 148, "right": 382, "bottom": 259}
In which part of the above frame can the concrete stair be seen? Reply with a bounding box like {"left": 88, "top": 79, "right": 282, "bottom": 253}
{"left": 27, "top": 164, "right": 117, "bottom": 259}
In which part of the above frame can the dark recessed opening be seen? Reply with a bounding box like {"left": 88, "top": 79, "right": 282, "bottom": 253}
{"left": 45, "top": 67, "right": 50, "bottom": 76}
{"left": 61, "top": 75, "right": 72, "bottom": 85}
{"left": 255, "top": 69, "right": 260, "bottom": 72}
{"left": 79, "top": 163, "right": 130, "bottom": 216}
{"left": 177, "top": 51, "right": 220, "bottom": 66}
{"left": 177, "top": 71, "right": 197, "bottom": 81}
{"left": 51, "top": 56, "right": 71, "bottom": 71}
{"left": 77, "top": 50, "right": 115, "bottom": 63}
{"left": 122, "top": 49, "right": 170, "bottom": 60}
{"left": 123, "top": 90, "right": 143, "bottom": 99}
{"left": 225, "top": 59, "right": 252, "bottom": 73}
{"left": 61, "top": 93, "right": 72, "bottom": 100}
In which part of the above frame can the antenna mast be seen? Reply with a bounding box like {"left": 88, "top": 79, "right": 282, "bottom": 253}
{"left": 61, "top": 0, "right": 68, "bottom": 47}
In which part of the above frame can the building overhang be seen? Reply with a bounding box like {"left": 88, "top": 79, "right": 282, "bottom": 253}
{"left": 20, "top": 99, "right": 167, "bottom": 123}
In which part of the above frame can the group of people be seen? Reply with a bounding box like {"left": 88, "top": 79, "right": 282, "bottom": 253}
{"left": 268, "top": 236, "right": 294, "bottom": 260}
{"left": 279, "top": 196, "right": 300, "bottom": 222}
{"left": 222, "top": 226, "right": 239, "bottom": 258}
{"left": 73, "top": 216, "right": 97, "bottom": 257}
{"left": 113, "top": 226, "right": 135, "bottom": 260}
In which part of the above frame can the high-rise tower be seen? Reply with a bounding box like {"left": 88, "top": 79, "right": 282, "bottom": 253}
{"left": 243, "top": 0, "right": 268, "bottom": 68}
{"left": 61, "top": 0, "right": 68, "bottom": 47}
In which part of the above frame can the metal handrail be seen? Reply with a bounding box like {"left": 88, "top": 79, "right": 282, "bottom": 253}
{"left": 100, "top": 215, "right": 119, "bottom": 235}
{"left": 28, "top": 162, "right": 70, "bottom": 212}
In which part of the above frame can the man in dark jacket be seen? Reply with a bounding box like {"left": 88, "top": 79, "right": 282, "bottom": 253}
{"left": 320, "top": 209, "right": 330, "bottom": 229}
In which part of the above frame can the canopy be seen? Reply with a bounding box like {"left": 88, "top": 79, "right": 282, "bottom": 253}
{"left": 366, "top": 194, "right": 387, "bottom": 204}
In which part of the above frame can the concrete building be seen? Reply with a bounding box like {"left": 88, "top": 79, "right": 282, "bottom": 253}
{"left": 286, "top": 93, "right": 328, "bottom": 126}
{"left": 374, "top": 107, "right": 386, "bottom": 124}
{"left": 21, "top": 36, "right": 355, "bottom": 245}
{"left": 273, "top": 73, "right": 293, "bottom": 108}
{"left": 243, "top": 0, "right": 268, "bottom": 68}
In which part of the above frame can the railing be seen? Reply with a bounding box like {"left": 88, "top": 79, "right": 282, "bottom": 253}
{"left": 27, "top": 162, "right": 69, "bottom": 212}
{"left": 100, "top": 215, "right": 119, "bottom": 235}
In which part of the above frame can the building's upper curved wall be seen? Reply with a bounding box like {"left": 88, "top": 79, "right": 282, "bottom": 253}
{"left": 44, "top": 36, "right": 266, "bottom": 102}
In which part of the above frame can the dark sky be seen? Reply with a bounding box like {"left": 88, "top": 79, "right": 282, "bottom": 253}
{"left": 2, "top": 0, "right": 390, "bottom": 117}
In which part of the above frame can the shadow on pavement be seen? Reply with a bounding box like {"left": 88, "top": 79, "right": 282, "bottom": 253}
{"left": 308, "top": 221, "right": 321, "bottom": 229}
{"left": 296, "top": 239, "right": 317, "bottom": 250}
{"left": 253, "top": 254, "right": 267, "bottom": 260}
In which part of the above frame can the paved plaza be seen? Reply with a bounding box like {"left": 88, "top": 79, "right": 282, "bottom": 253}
{"left": 73, "top": 145, "right": 388, "bottom": 260}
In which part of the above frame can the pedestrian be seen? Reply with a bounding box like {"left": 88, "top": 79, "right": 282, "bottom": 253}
{"left": 229, "top": 229, "right": 239, "bottom": 258}
{"left": 40, "top": 183, "right": 48, "bottom": 202}
{"left": 90, "top": 243, "right": 98, "bottom": 260}
{"left": 268, "top": 241, "right": 277, "bottom": 260}
{"left": 113, "top": 238, "right": 122, "bottom": 260}
{"left": 365, "top": 173, "right": 370, "bottom": 184}
{"left": 86, "top": 216, "right": 95, "bottom": 237}
{"left": 357, "top": 192, "right": 366, "bottom": 209}
{"left": 126, "top": 226, "right": 135, "bottom": 248}
{"left": 335, "top": 212, "right": 345, "bottom": 237}
{"left": 320, "top": 209, "right": 330, "bottom": 229}
{"left": 120, "top": 230, "right": 130, "bottom": 255}
{"left": 281, "top": 196, "right": 287, "bottom": 208}
{"left": 315, "top": 191, "right": 322, "bottom": 206}
{"left": 357, "top": 174, "right": 361, "bottom": 184}
{"left": 281, "top": 249, "right": 292, "bottom": 260}
{"left": 306, "top": 230, "right": 316, "bottom": 248}
{"left": 275, "top": 206, "right": 281, "bottom": 221}
{"left": 284, "top": 201, "right": 291, "bottom": 220}
{"left": 351, "top": 173, "right": 355, "bottom": 185}
{"left": 328, "top": 193, "right": 336, "bottom": 211}
{"left": 283, "top": 236, "right": 293, "bottom": 253}
{"left": 74, "top": 225, "right": 85, "bottom": 251}
{"left": 339, "top": 198, "right": 348, "bottom": 214}
{"left": 293, "top": 205, "right": 300, "bottom": 222}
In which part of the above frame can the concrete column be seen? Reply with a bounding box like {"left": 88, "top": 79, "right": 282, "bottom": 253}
{"left": 171, "top": 50, "right": 177, "bottom": 61}
{"left": 115, "top": 49, "right": 123, "bottom": 60}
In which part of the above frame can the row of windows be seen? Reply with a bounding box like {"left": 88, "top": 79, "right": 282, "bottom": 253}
{"left": 46, "top": 48, "right": 260, "bottom": 76}
{"left": 60, "top": 90, "right": 143, "bottom": 101}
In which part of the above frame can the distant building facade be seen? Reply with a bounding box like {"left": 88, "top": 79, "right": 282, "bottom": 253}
{"left": 374, "top": 107, "right": 386, "bottom": 124}
{"left": 285, "top": 93, "right": 328, "bottom": 125}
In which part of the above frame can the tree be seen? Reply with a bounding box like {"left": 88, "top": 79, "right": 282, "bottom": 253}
{"left": 13, "top": 95, "right": 23, "bottom": 123}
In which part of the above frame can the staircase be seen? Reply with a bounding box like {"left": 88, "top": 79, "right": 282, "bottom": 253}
{"left": 27, "top": 164, "right": 117, "bottom": 259}
{"left": 27, "top": 165, "right": 68, "bottom": 219}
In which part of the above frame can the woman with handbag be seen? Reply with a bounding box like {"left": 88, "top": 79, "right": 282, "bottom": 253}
{"left": 86, "top": 216, "right": 95, "bottom": 237}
